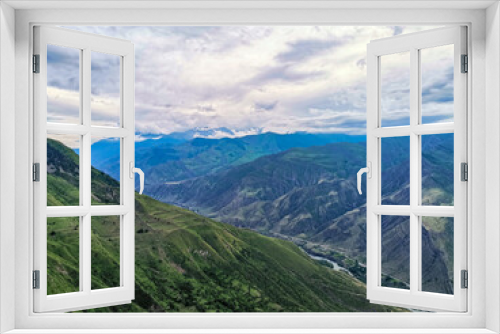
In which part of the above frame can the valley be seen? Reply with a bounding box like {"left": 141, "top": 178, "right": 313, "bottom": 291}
{"left": 63, "top": 129, "right": 454, "bottom": 310}
{"left": 95, "top": 131, "right": 454, "bottom": 295}
{"left": 47, "top": 137, "right": 405, "bottom": 312}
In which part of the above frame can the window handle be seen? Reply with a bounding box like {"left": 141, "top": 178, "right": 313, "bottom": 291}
{"left": 129, "top": 162, "right": 145, "bottom": 194}
{"left": 357, "top": 162, "right": 372, "bottom": 195}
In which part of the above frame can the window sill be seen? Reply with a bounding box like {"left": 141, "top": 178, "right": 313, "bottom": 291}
{"left": 4, "top": 329, "right": 498, "bottom": 334}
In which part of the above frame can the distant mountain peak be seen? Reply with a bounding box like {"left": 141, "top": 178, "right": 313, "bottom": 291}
{"left": 191, "top": 127, "right": 264, "bottom": 139}
{"left": 137, "top": 127, "right": 265, "bottom": 141}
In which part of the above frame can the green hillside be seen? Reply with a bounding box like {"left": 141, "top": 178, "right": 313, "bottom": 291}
{"left": 46, "top": 138, "right": 403, "bottom": 312}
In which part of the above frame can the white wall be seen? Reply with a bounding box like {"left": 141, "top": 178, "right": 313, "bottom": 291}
{"left": 0, "top": 2, "right": 16, "bottom": 333}
{"left": 6, "top": 5, "right": 492, "bottom": 332}
{"left": 486, "top": 2, "right": 500, "bottom": 333}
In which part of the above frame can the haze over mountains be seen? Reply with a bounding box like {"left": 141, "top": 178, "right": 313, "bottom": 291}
{"left": 89, "top": 130, "right": 365, "bottom": 184}
{"left": 89, "top": 129, "right": 455, "bottom": 295}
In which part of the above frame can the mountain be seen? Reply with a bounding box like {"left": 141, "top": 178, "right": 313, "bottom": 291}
{"left": 148, "top": 134, "right": 455, "bottom": 294}
{"left": 167, "top": 127, "right": 264, "bottom": 140}
{"left": 89, "top": 131, "right": 366, "bottom": 185}
{"left": 149, "top": 142, "right": 367, "bottom": 235}
{"left": 46, "top": 138, "right": 403, "bottom": 312}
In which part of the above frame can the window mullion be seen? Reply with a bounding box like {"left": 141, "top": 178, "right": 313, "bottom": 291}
{"left": 77, "top": 49, "right": 84, "bottom": 293}
{"left": 409, "top": 47, "right": 420, "bottom": 294}
{"left": 82, "top": 47, "right": 92, "bottom": 294}
{"left": 416, "top": 47, "right": 423, "bottom": 295}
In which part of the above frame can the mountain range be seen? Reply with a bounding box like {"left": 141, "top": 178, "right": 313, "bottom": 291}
{"left": 88, "top": 130, "right": 455, "bottom": 295}
{"left": 142, "top": 133, "right": 454, "bottom": 295}
{"left": 89, "top": 131, "right": 365, "bottom": 184}
{"left": 47, "top": 138, "right": 403, "bottom": 312}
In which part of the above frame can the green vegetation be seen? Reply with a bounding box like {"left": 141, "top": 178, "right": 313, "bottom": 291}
{"left": 47, "top": 138, "right": 120, "bottom": 206}
{"left": 47, "top": 139, "right": 80, "bottom": 206}
{"left": 91, "top": 216, "right": 121, "bottom": 290}
{"left": 47, "top": 217, "right": 80, "bottom": 295}
{"left": 46, "top": 138, "right": 404, "bottom": 312}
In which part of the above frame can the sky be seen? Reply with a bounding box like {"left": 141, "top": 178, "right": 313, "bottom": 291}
{"left": 47, "top": 25, "right": 454, "bottom": 143}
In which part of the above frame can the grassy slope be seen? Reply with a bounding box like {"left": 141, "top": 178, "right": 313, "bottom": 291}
{"left": 46, "top": 139, "right": 403, "bottom": 312}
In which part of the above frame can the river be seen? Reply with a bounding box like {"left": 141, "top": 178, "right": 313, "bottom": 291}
{"left": 303, "top": 251, "right": 354, "bottom": 277}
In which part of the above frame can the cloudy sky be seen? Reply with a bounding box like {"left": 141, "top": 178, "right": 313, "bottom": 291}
{"left": 47, "top": 25, "right": 453, "bottom": 139}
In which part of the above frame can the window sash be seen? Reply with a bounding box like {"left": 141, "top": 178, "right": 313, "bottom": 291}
{"left": 366, "top": 26, "right": 468, "bottom": 312}
{"left": 33, "top": 26, "right": 136, "bottom": 313}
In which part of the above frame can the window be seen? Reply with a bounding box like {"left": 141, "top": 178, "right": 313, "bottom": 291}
{"left": 363, "top": 26, "right": 467, "bottom": 312}
{"left": 5, "top": 3, "right": 494, "bottom": 332}
{"left": 35, "top": 24, "right": 467, "bottom": 315}
{"left": 33, "top": 26, "right": 140, "bottom": 312}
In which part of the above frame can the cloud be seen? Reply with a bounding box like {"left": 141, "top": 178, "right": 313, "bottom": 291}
{"left": 253, "top": 101, "right": 278, "bottom": 112}
{"left": 47, "top": 44, "right": 80, "bottom": 92}
{"left": 46, "top": 86, "right": 121, "bottom": 127}
{"left": 247, "top": 64, "right": 326, "bottom": 86}
{"left": 276, "top": 39, "right": 343, "bottom": 63}
{"left": 50, "top": 25, "right": 447, "bottom": 137}
{"left": 196, "top": 104, "right": 217, "bottom": 113}
{"left": 420, "top": 44, "right": 454, "bottom": 123}
{"left": 91, "top": 51, "right": 121, "bottom": 96}
{"left": 48, "top": 133, "right": 80, "bottom": 149}
{"left": 47, "top": 86, "right": 80, "bottom": 124}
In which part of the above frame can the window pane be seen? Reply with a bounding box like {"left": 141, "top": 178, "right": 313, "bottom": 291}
{"left": 381, "top": 136, "right": 410, "bottom": 205}
{"left": 422, "top": 133, "right": 454, "bottom": 206}
{"left": 421, "top": 44, "right": 454, "bottom": 124}
{"left": 47, "top": 217, "right": 80, "bottom": 295}
{"left": 91, "top": 137, "right": 121, "bottom": 205}
{"left": 47, "top": 44, "right": 80, "bottom": 124}
{"left": 47, "top": 134, "right": 80, "bottom": 206}
{"left": 91, "top": 216, "right": 121, "bottom": 290}
{"left": 380, "top": 52, "right": 410, "bottom": 127}
{"left": 421, "top": 217, "right": 454, "bottom": 294}
{"left": 381, "top": 215, "right": 410, "bottom": 289}
{"left": 91, "top": 52, "right": 121, "bottom": 127}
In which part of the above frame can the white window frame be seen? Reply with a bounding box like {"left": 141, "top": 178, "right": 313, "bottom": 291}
{"left": 365, "top": 26, "right": 468, "bottom": 312}
{"left": 33, "top": 26, "right": 136, "bottom": 313}
{"left": 1, "top": 2, "right": 498, "bottom": 333}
